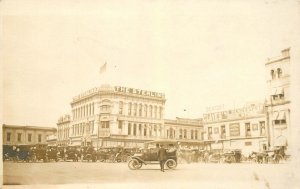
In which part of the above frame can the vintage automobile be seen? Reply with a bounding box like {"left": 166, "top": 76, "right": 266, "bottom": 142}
{"left": 17, "top": 145, "right": 33, "bottom": 162}
{"left": 80, "top": 146, "right": 97, "bottom": 162}
{"left": 207, "top": 150, "right": 223, "bottom": 163}
{"left": 220, "top": 149, "right": 242, "bottom": 163}
{"left": 3, "top": 145, "right": 18, "bottom": 161}
{"left": 96, "top": 147, "right": 116, "bottom": 162}
{"left": 46, "top": 146, "right": 59, "bottom": 162}
{"left": 128, "top": 139, "right": 178, "bottom": 170}
{"left": 64, "top": 146, "right": 79, "bottom": 162}
{"left": 32, "top": 144, "right": 48, "bottom": 162}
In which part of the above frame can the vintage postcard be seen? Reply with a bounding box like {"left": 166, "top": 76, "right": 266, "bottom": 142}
{"left": 1, "top": 0, "right": 300, "bottom": 189}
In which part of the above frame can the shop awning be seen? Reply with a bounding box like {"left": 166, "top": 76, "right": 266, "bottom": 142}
{"left": 274, "top": 135, "right": 287, "bottom": 146}
{"left": 272, "top": 111, "right": 279, "bottom": 120}
{"left": 271, "top": 88, "right": 277, "bottom": 95}
{"left": 278, "top": 111, "right": 286, "bottom": 120}
{"left": 276, "top": 88, "right": 284, "bottom": 95}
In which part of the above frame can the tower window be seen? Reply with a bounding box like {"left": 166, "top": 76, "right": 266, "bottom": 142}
{"left": 270, "top": 70, "right": 275, "bottom": 79}
{"left": 277, "top": 68, "right": 282, "bottom": 78}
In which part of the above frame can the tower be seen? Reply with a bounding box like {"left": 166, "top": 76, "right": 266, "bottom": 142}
{"left": 265, "top": 48, "right": 291, "bottom": 152}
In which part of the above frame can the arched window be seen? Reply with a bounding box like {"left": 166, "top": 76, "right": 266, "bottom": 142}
{"left": 119, "top": 101, "right": 123, "bottom": 114}
{"left": 128, "top": 123, "right": 131, "bottom": 135}
{"left": 184, "top": 129, "right": 187, "bottom": 139}
{"left": 144, "top": 105, "right": 148, "bottom": 117}
{"left": 179, "top": 129, "right": 183, "bottom": 139}
{"left": 139, "top": 104, "right": 142, "bottom": 116}
{"left": 128, "top": 103, "right": 132, "bottom": 115}
{"left": 133, "top": 124, "right": 137, "bottom": 136}
{"left": 149, "top": 105, "right": 153, "bottom": 117}
{"left": 271, "top": 70, "right": 275, "bottom": 79}
{"left": 277, "top": 68, "right": 282, "bottom": 78}
{"left": 133, "top": 103, "right": 137, "bottom": 116}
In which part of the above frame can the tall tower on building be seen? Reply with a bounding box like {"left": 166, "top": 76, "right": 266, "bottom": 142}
{"left": 265, "top": 48, "right": 291, "bottom": 151}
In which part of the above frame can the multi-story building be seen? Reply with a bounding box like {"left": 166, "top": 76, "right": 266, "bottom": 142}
{"left": 265, "top": 48, "right": 291, "bottom": 150}
{"left": 2, "top": 124, "right": 57, "bottom": 145}
{"left": 58, "top": 85, "right": 166, "bottom": 148}
{"left": 57, "top": 114, "right": 71, "bottom": 146}
{"left": 203, "top": 102, "right": 268, "bottom": 155}
{"left": 164, "top": 117, "right": 204, "bottom": 148}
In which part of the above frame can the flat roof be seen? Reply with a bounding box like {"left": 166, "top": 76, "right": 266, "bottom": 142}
{"left": 3, "top": 124, "right": 57, "bottom": 131}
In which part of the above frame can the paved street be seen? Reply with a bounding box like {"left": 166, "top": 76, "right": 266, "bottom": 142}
{"left": 3, "top": 161, "right": 299, "bottom": 189}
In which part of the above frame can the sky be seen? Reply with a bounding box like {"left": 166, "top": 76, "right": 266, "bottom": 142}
{"left": 1, "top": 0, "right": 300, "bottom": 127}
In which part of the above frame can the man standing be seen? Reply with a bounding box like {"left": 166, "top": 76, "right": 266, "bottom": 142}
{"left": 158, "top": 144, "right": 167, "bottom": 172}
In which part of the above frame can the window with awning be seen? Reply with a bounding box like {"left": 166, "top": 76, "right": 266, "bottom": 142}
{"left": 271, "top": 87, "right": 285, "bottom": 101}
{"left": 273, "top": 111, "right": 286, "bottom": 125}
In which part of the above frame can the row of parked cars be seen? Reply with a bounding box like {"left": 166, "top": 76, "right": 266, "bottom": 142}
{"left": 3, "top": 144, "right": 140, "bottom": 163}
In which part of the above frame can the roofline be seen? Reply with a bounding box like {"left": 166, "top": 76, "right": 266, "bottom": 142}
{"left": 3, "top": 124, "right": 57, "bottom": 131}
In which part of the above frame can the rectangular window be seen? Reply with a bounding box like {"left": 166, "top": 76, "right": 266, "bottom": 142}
{"left": 214, "top": 127, "right": 219, "bottom": 134}
{"left": 221, "top": 125, "right": 226, "bottom": 139}
{"left": 245, "top": 123, "right": 251, "bottom": 137}
{"left": 119, "top": 101, "right": 123, "bottom": 114}
{"left": 252, "top": 124, "right": 258, "bottom": 131}
{"left": 17, "top": 133, "right": 22, "bottom": 142}
{"left": 208, "top": 127, "right": 212, "bottom": 139}
{"left": 28, "top": 133, "right": 32, "bottom": 142}
{"left": 128, "top": 124, "right": 131, "bottom": 135}
{"left": 245, "top": 142, "right": 252, "bottom": 146}
{"left": 272, "top": 95, "right": 279, "bottom": 100}
{"left": 118, "top": 121, "right": 123, "bottom": 129}
{"left": 101, "top": 121, "right": 110, "bottom": 129}
{"left": 279, "top": 94, "right": 284, "bottom": 100}
{"left": 274, "top": 120, "right": 280, "bottom": 125}
{"left": 7, "top": 132, "right": 11, "bottom": 142}
{"left": 229, "top": 123, "right": 240, "bottom": 137}
{"left": 128, "top": 103, "right": 132, "bottom": 115}
{"left": 38, "top": 134, "right": 42, "bottom": 142}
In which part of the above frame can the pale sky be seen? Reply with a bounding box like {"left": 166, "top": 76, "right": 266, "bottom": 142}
{"left": 1, "top": 0, "right": 300, "bottom": 127}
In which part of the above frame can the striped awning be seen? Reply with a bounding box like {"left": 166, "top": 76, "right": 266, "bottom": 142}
{"left": 272, "top": 111, "right": 279, "bottom": 120}
{"left": 278, "top": 111, "right": 286, "bottom": 120}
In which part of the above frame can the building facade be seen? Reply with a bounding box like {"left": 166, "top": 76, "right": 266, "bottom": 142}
{"left": 164, "top": 117, "right": 204, "bottom": 148}
{"left": 265, "top": 48, "right": 291, "bottom": 150}
{"left": 57, "top": 85, "right": 166, "bottom": 148}
{"left": 57, "top": 114, "right": 71, "bottom": 146}
{"left": 2, "top": 124, "right": 57, "bottom": 145}
{"left": 203, "top": 102, "right": 268, "bottom": 155}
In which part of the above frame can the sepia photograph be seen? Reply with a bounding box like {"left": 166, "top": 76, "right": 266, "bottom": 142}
{"left": 1, "top": 0, "right": 300, "bottom": 189}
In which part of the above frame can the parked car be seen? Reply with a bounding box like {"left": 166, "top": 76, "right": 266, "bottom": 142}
{"left": 46, "top": 146, "right": 59, "bottom": 162}
{"left": 32, "top": 144, "right": 48, "bottom": 162}
{"left": 80, "top": 146, "right": 97, "bottom": 162}
{"left": 64, "top": 146, "right": 79, "bottom": 162}
{"left": 17, "top": 145, "right": 33, "bottom": 162}
{"left": 128, "top": 139, "right": 178, "bottom": 170}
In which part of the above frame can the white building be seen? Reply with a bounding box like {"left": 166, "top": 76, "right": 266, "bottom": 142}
{"left": 57, "top": 85, "right": 166, "bottom": 148}
{"left": 265, "top": 48, "right": 291, "bottom": 150}
{"left": 203, "top": 102, "right": 268, "bottom": 155}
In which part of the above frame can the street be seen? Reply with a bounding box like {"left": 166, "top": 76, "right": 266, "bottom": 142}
{"left": 3, "top": 161, "right": 299, "bottom": 189}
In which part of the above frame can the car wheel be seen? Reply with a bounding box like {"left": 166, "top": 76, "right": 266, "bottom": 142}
{"left": 165, "top": 159, "right": 177, "bottom": 170}
{"left": 128, "top": 159, "right": 142, "bottom": 170}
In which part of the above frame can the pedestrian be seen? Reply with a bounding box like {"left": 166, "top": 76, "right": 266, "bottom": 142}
{"left": 157, "top": 144, "right": 167, "bottom": 172}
